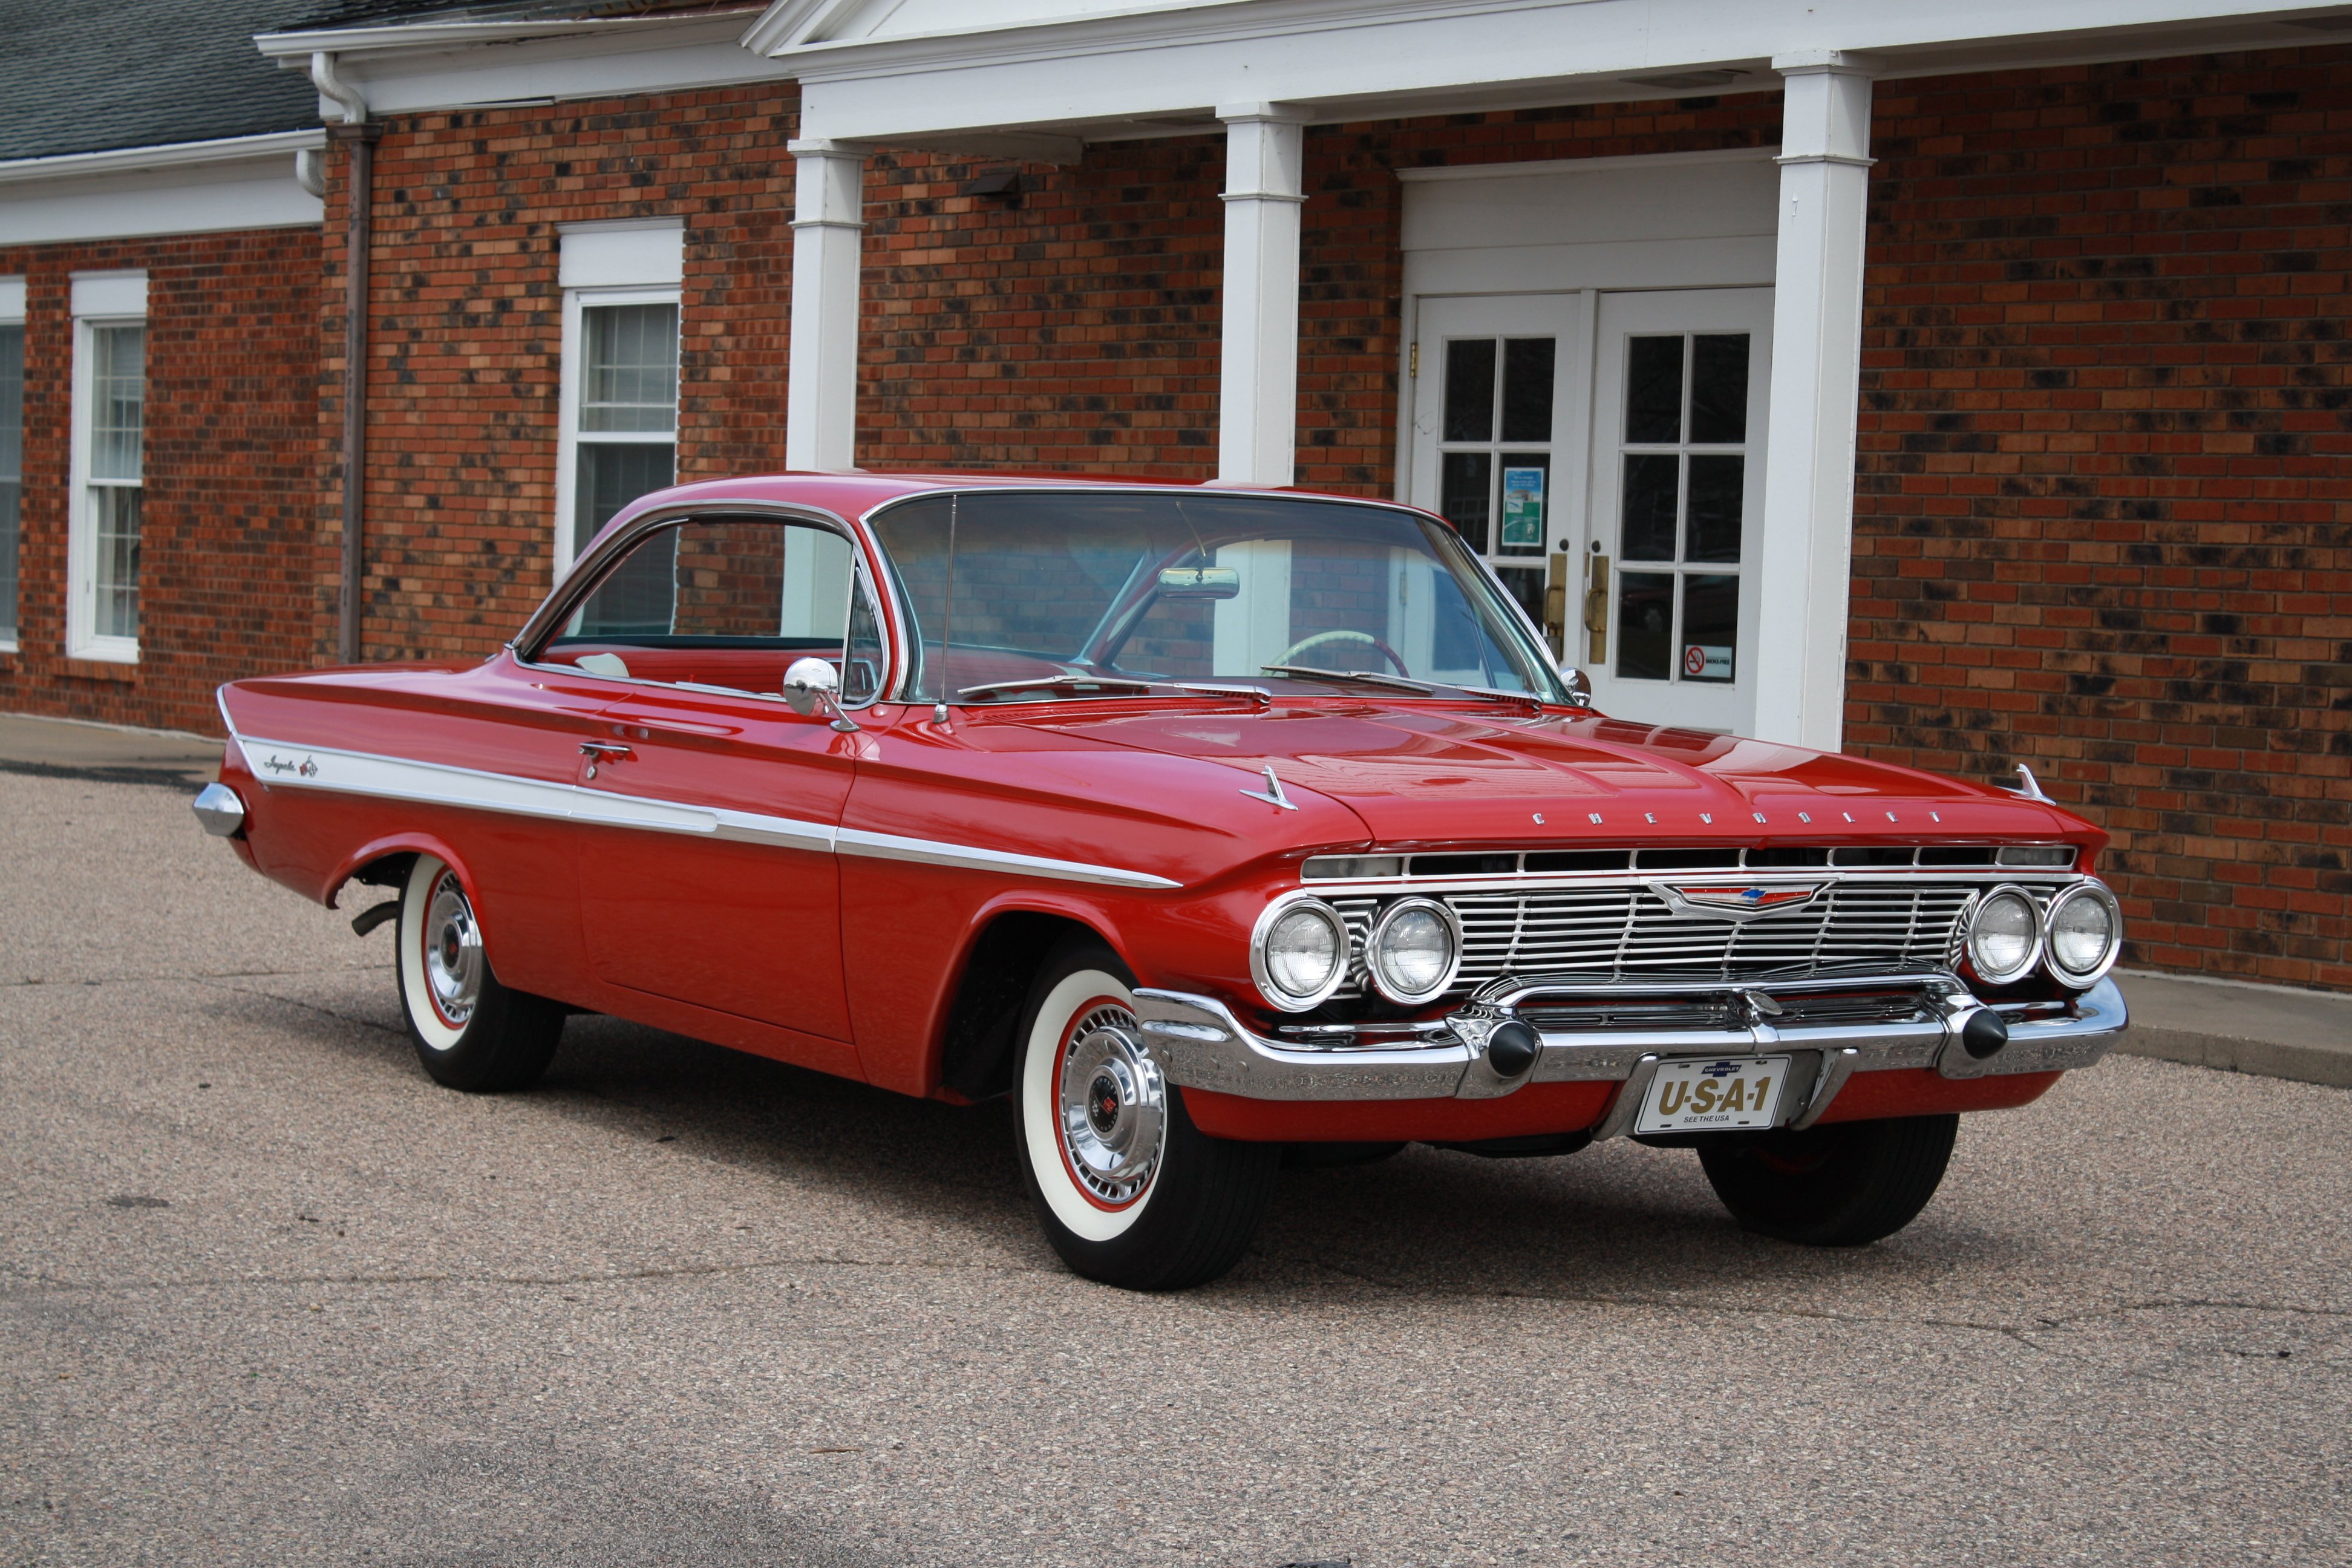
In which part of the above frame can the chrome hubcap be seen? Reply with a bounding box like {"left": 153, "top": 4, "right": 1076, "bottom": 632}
{"left": 1057, "top": 1006, "right": 1165, "bottom": 1206}
{"left": 423, "top": 871, "right": 484, "bottom": 1026}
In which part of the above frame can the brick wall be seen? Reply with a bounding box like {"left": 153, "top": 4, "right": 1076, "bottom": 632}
{"left": 316, "top": 85, "right": 800, "bottom": 663}
{"left": 0, "top": 228, "right": 321, "bottom": 734}
{"left": 1847, "top": 47, "right": 2352, "bottom": 990}
{"left": 857, "top": 94, "right": 1783, "bottom": 494}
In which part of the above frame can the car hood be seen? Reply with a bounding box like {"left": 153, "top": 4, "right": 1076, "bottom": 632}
{"left": 1016, "top": 702, "right": 2092, "bottom": 848}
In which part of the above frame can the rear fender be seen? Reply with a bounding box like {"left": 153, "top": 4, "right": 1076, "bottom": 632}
{"left": 325, "top": 831, "right": 474, "bottom": 915}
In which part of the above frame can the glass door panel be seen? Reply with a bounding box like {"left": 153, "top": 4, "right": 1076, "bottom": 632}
{"left": 1581, "top": 289, "right": 1772, "bottom": 733}
{"left": 1408, "top": 295, "right": 1584, "bottom": 653}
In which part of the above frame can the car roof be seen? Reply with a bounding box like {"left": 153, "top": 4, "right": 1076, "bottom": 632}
{"left": 604, "top": 471, "right": 1439, "bottom": 529}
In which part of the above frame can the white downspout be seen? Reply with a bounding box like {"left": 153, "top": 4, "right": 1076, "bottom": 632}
{"left": 309, "top": 51, "right": 367, "bottom": 124}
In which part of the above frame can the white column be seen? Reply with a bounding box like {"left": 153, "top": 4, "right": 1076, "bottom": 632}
{"left": 786, "top": 137, "right": 868, "bottom": 472}
{"left": 1751, "top": 53, "right": 1875, "bottom": 751}
{"left": 1215, "top": 103, "right": 1310, "bottom": 487}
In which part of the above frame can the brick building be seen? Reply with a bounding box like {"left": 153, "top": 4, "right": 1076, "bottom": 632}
{"left": 0, "top": 0, "right": 328, "bottom": 730}
{"left": 0, "top": 0, "right": 2345, "bottom": 991}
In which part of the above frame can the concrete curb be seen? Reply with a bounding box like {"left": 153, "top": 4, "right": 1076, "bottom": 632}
{"left": 2117, "top": 1030, "right": 2352, "bottom": 1090}
{"left": 2113, "top": 971, "right": 2351, "bottom": 1091}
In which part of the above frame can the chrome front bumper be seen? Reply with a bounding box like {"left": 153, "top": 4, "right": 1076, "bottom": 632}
{"left": 1135, "top": 970, "right": 2126, "bottom": 1129}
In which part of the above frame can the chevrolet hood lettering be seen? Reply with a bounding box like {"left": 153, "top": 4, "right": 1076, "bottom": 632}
{"left": 1651, "top": 882, "right": 1826, "bottom": 923}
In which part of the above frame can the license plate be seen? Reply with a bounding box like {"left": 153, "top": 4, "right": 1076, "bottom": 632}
{"left": 1635, "top": 1055, "right": 1792, "bottom": 1134}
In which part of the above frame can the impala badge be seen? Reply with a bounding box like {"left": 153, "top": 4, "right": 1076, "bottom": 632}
{"left": 1651, "top": 882, "right": 1825, "bottom": 923}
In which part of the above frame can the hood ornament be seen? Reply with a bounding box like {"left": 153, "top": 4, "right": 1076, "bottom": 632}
{"left": 1651, "top": 882, "right": 1824, "bottom": 923}
{"left": 1240, "top": 763, "right": 1297, "bottom": 812}
{"left": 2007, "top": 763, "right": 2054, "bottom": 802}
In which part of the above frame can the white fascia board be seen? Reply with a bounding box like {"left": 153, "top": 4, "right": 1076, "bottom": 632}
{"left": 253, "top": 12, "right": 760, "bottom": 59}
{"left": 270, "top": 19, "right": 789, "bottom": 119}
{"left": 0, "top": 144, "right": 323, "bottom": 246}
{"left": 784, "top": 0, "right": 2352, "bottom": 141}
{"left": 0, "top": 129, "right": 324, "bottom": 188}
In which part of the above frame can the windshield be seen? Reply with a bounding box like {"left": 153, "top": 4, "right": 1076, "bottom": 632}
{"left": 865, "top": 490, "right": 1566, "bottom": 704}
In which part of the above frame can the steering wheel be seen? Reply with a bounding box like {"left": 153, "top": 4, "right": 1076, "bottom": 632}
{"left": 1272, "top": 627, "right": 1412, "bottom": 678}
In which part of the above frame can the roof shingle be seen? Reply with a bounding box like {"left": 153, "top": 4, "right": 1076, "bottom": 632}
{"left": 0, "top": 0, "right": 328, "bottom": 163}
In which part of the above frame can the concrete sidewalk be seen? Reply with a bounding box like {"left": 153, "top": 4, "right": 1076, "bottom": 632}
{"left": 0, "top": 711, "right": 221, "bottom": 786}
{"left": 2, "top": 708, "right": 2343, "bottom": 1089}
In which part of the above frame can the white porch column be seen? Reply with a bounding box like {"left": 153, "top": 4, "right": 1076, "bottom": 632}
{"left": 786, "top": 137, "right": 868, "bottom": 472}
{"left": 1216, "top": 103, "right": 1310, "bottom": 486}
{"left": 1751, "top": 53, "right": 1875, "bottom": 751}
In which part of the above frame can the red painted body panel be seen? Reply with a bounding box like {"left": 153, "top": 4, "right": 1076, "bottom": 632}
{"left": 581, "top": 682, "right": 856, "bottom": 1040}
{"left": 210, "top": 473, "right": 2110, "bottom": 1138}
{"left": 1809, "top": 1068, "right": 2060, "bottom": 1125}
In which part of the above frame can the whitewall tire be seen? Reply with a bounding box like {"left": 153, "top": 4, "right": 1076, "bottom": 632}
{"left": 393, "top": 854, "right": 563, "bottom": 1093}
{"left": 1011, "top": 939, "right": 1278, "bottom": 1290}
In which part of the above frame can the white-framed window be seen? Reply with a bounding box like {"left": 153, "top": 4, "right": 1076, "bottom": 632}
{"left": 68, "top": 270, "right": 148, "bottom": 661}
{"left": 555, "top": 223, "right": 684, "bottom": 577}
{"left": 0, "top": 276, "right": 24, "bottom": 652}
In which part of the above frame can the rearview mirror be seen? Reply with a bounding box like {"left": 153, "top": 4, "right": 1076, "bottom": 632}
{"left": 1156, "top": 566, "right": 1241, "bottom": 599}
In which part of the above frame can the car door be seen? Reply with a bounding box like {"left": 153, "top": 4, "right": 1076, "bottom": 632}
{"left": 541, "top": 512, "right": 879, "bottom": 1043}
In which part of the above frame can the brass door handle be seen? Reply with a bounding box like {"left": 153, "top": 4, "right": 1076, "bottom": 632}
{"left": 1584, "top": 554, "right": 1610, "bottom": 665}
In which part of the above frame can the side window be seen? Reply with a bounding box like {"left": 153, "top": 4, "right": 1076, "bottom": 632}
{"left": 561, "top": 295, "right": 679, "bottom": 569}
{"left": 543, "top": 517, "right": 881, "bottom": 704}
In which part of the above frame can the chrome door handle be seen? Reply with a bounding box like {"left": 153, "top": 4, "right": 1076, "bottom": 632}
{"left": 579, "top": 741, "right": 633, "bottom": 778}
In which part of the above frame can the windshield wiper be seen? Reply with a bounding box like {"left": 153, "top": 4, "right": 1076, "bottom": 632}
{"left": 1259, "top": 664, "right": 1439, "bottom": 694}
{"left": 1261, "top": 665, "right": 1554, "bottom": 709}
{"left": 958, "top": 675, "right": 1155, "bottom": 701}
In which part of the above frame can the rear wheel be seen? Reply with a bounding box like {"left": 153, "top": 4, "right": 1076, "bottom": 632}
{"left": 1697, "top": 1114, "right": 1959, "bottom": 1246}
{"left": 1011, "top": 939, "right": 1279, "bottom": 1290}
{"left": 394, "top": 854, "right": 563, "bottom": 1093}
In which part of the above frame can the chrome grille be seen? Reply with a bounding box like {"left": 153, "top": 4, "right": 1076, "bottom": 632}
{"left": 1331, "top": 878, "right": 2040, "bottom": 996}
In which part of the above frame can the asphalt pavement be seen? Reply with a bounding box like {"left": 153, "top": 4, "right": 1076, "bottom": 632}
{"left": 3, "top": 766, "right": 2348, "bottom": 1567}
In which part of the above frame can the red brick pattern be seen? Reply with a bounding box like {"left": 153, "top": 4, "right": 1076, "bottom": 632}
{"left": 855, "top": 94, "right": 1782, "bottom": 494}
{"left": 1847, "top": 48, "right": 2352, "bottom": 990}
{"left": 0, "top": 229, "right": 321, "bottom": 734}
{"left": 314, "top": 85, "right": 800, "bottom": 663}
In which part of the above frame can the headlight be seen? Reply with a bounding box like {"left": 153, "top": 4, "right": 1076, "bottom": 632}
{"left": 1365, "top": 897, "right": 1462, "bottom": 1005}
{"left": 2044, "top": 881, "right": 2122, "bottom": 985}
{"left": 1250, "top": 895, "right": 1349, "bottom": 1011}
{"left": 1964, "top": 884, "right": 2043, "bottom": 986}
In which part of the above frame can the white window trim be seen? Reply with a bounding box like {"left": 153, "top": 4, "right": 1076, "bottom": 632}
{"left": 68, "top": 302, "right": 146, "bottom": 664}
{"left": 554, "top": 283, "right": 682, "bottom": 580}
{"left": 0, "top": 275, "right": 24, "bottom": 653}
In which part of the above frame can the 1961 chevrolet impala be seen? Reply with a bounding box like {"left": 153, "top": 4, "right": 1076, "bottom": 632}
{"left": 194, "top": 475, "right": 2128, "bottom": 1289}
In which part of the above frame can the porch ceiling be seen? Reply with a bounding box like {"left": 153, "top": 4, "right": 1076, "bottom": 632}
{"left": 757, "top": 0, "right": 2352, "bottom": 150}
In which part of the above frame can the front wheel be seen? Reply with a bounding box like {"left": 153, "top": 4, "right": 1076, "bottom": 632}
{"left": 1697, "top": 1114, "right": 1959, "bottom": 1246}
{"left": 394, "top": 854, "right": 564, "bottom": 1093}
{"left": 1011, "top": 940, "right": 1279, "bottom": 1290}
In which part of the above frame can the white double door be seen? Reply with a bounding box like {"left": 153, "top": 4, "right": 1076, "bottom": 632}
{"left": 1408, "top": 287, "right": 1773, "bottom": 734}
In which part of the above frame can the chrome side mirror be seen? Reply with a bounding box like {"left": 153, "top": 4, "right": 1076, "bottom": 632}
{"left": 1560, "top": 665, "right": 1593, "bottom": 708}
{"left": 783, "top": 656, "right": 860, "bottom": 733}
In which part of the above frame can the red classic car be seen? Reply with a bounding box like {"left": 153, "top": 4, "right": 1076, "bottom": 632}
{"left": 193, "top": 475, "right": 2128, "bottom": 1289}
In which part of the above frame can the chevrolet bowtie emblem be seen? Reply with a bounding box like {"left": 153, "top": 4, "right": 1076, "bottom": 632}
{"left": 1650, "top": 882, "right": 1825, "bottom": 923}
